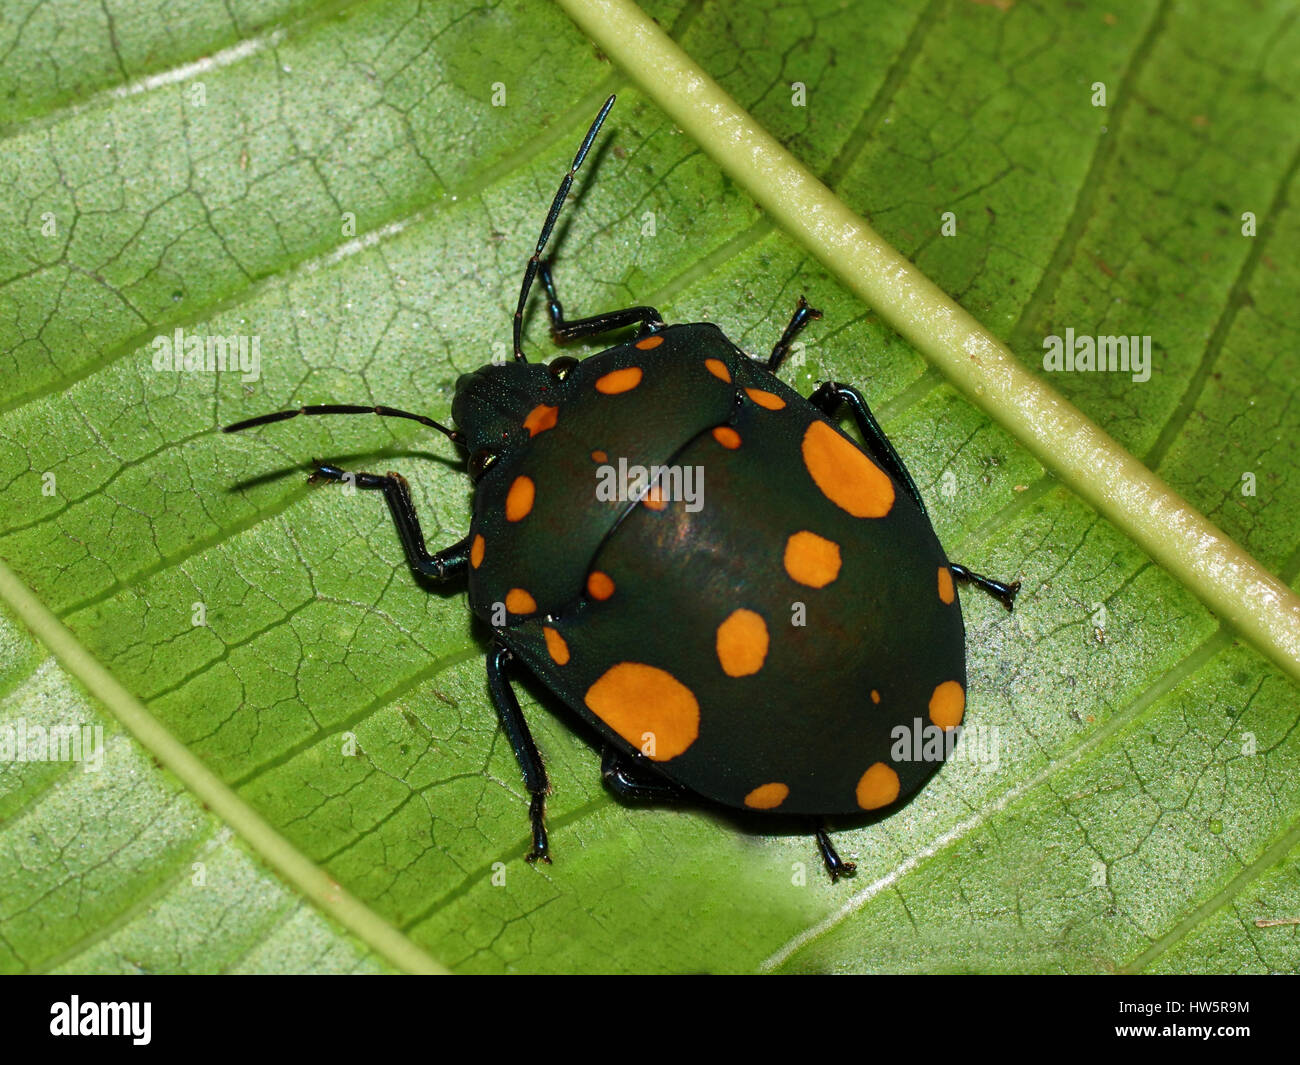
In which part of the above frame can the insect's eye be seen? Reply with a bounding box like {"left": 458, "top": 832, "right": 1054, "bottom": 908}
{"left": 468, "top": 449, "right": 499, "bottom": 482}
{"left": 548, "top": 355, "right": 579, "bottom": 381}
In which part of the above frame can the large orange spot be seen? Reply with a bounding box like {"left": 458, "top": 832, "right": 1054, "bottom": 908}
{"left": 635, "top": 335, "right": 664, "bottom": 350}
{"left": 543, "top": 626, "right": 570, "bottom": 665}
{"left": 705, "top": 358, "right": 731, "bottom": 382}
{"left": 744, "top": 783, "right": 790, "bottom": 810}
{"left": 801, "top": 421, "right": 894, "bottom": 518}
{"left": 856, "top": 762, "right": 900, "bottom": 810}
{"left": 584, "top": 663, "right": 700, "bottom": 762}
{"left": 938, "top": 566, "right": 955, "bottom": 604}
{"left": 783, "top": 530, "right": 842, "bottom": 588}
{"left": 870, "top": 689, "right": 881, "bottom": 704}
{"left": 716, "top": 609, "right": 769, "bottom": 677}
{"left": 929, "top": 680, "right": 965, "bottom": 730}
{"left": 522, "top": 404, "right": 558, "bottom": 436}
{"left": 596, "top": 367, "right": 643, "bottom": 394}
{"left": 712, "top": 426, "right": 741, "bottom": 449}
{"left": 505, "top": 588, "right": 536, "bottom": 615}
{"left": 470, "top": 533, "right": 485, "bottom": 569}
{"left": 591, "top": 449, "right": 608, "bottom": 463}
{"left": 746, "top": 388, "right": 786, "bottom": 410}
{"left": 587, "top": 571, "right": 615, "bottom": 600}
{"left": 505, "top": 475, "right": 535, "bottom": 521}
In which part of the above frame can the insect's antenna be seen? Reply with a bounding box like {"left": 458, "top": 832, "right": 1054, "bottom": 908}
{"left": 512, "top": 94, "right": 616, "bottom": 363}
{"left": 223, "top": 404, "right": 464, "bottom": 446}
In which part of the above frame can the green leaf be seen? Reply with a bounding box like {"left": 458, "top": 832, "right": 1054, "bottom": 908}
{"left": 1, "top": 0, "right": 1297, "bottom": 974}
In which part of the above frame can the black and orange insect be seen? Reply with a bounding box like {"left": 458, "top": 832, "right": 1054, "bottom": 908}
{"left": 225, "top": 95, "right": 1018, "bottom": 880}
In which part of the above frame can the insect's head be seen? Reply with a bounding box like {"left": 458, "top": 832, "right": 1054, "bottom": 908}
{"left": 451, "top": 357, "right": 567, "bottom": 473}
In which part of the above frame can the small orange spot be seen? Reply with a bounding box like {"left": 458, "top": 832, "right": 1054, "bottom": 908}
{"left": 505, "top": 475, "right": 535, "bottom": 521}
{"left": 470, "top": 534, "right": 485, "bottom": 569}
{"left": 705, "top": 358, "right": 731, "bottom": 382}
{"left": 746, "top": 388, "right": 786, "bottom": 410}
{"left": 596, "top": 367, "right": 643, "bottom": 394}
{"left": 522, "top": 404, "right": 558, "bottom": 436}
{"left": 584, "top": 663, "right": 700, "bottom": 761}
{"left": 505, "top": 588, "right": 537, "bottom": 615}
{"left": 643, "top": 483, "right": 667, "bottom": 510}
{"left": 783, "top": 530, "right": 842, "bottom": 588}
{"left": 543, "top": 626, "right": 570, "bottom": 665}
{"left": 744, "top": 782, "right": 790, "bottom": 810}
{"left": 938, "top": 566, "right": 955, "bottom": 604}
{"left": 591, "top": 450, "right": 608, "bottom": 463}
{"left": 870, "top": 689, "right": 881, "bottom": 704}
{"left": 801, "top": 420, "right": 894, "bottom": 518}
{"left": 929, "top": 680, "right": 965, "bottom": 730}
{"left": 856, "top": 762, "right": 900, "bottom": 810}
{"left": 587, "top": 571, "right": 615, "bottom": 600}
{"left": 716, "top": 608, "right": 769, "bottom": 677}
{"left": 635, "top": 334, "right": 664, "bottom": 350}
{"left": 712, "top": 426, "right": 742, "bottom": 449}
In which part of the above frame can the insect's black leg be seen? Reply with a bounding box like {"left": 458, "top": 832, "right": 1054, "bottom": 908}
{"left": 768, "top": 295, "right": 822, "bottom": 371}
{"left": 949, "top": 562, "right": 1020, "bottom": 612}
{"left": 809, "top": 381, "right": 928, "bottom": 517}
{"left": 813, "top": 822, "right": 857, "bottom": 883}
{"left": 600, "top": 746, "right": 688, "bottom": 802}
{"left": 485, "top": 641, "right": 552, "bottom": 864}
{"left": 307, "top": 463, "right": 468, "bottom": 581}
{"left": 539, "top": 260, "right": 664, "bottom": 344}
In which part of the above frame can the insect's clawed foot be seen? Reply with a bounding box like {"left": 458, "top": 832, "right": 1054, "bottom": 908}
{"left": 950, "top": 563, "right": 1021, "bottom": 612}
{"left": 307, "top": 460, "right": 345, "bottom": 484}
{"left": 307, "top": 461, "right": 393, "bottom": 491}
{"left": 814, "top": 825, "right": 856, "bottom": 883}
{"left": 797, "top": 294, "right": 824, "bottom": 321}
{"left": 829, "top": 859, "right": 857, "bottom": 883}
{"left": 526, "top": 793, "right": 551, "bottom": 865}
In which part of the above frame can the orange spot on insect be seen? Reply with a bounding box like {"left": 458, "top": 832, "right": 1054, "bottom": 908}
{"left": 505, "top": 588, "right": 537, "bottom": 615}
{"left": 505, "top": 475, "right": 535, "bottom": 521}
{"left": 783, "top": 530, "right": 842, "bottom": 588}
{"left": 929, "top": 680, "right": 965, "bottom": 730}
{"left": 635, "top": 335, "right": 664, "bottom": 350}
{"left": 643, "top": 483, "right": 667, "bottom": 510}
{"left": 591, "top": 450, "right": 608, "bottom": 463}
{"left": 705, "top": 358, "right": 731, "bottom": 382}
{"left": 744, "top": 782, "right": 789, "bottom": 810}
{"left": 712, "top": 426, "right": 741, "bottom": 449}
{"left": 856, "top": 762, "right": 900, "bottom": 810}
{"left": 715, "top": 608, "right": 769, "bottom": 677}
{"left": 596, "top": 367, "right": 643, "bottom": 394}
{"left": 522, "top": 404, "right": 558, "bottom": 436}
{"left": 470, "top": 534, "right": 485, "bottom": 569}
{"left": 584, "top": 663, "right": 700, "bottom": 761}
{"left": 938, "top": 566, "right": 955, "bottom": 604}
{"left": 870, "top": 689, "right": 881, "bottom": 704}
{"left": 587, "top": 571, "right": 615, "bottom": 600}
{"left": 543, "top": 626, "right": 570, "bottom": 665}
{"left": 801, "top": 421, "right": 894, "bottom": 518}
{"left": 746, "top": 388, "right": 786, "bottom": 410}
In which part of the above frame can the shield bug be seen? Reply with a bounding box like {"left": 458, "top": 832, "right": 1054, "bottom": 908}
{"left": 225, "top": 95, "right": 1019, "bottom": 880}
